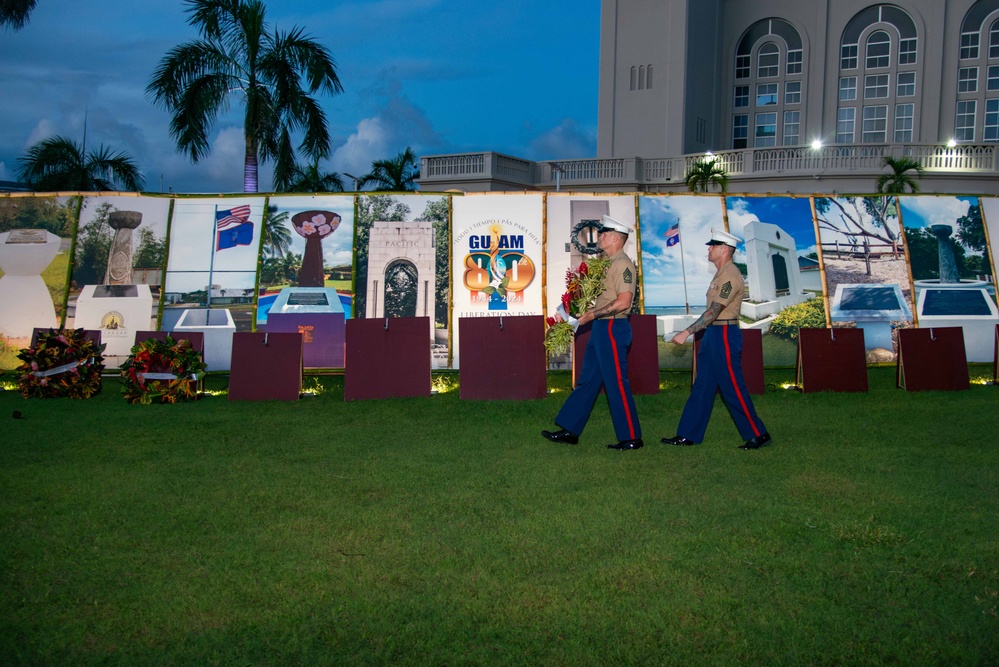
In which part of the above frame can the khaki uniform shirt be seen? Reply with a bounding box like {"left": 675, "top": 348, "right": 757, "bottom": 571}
{"left": 593, "top": 249, "right": 636, "bottom": 319}
{"left": 706, "top": 260, "right": 744, "bottom": 320}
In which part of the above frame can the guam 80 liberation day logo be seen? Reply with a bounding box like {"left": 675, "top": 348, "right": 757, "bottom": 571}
{"left": 459, "top": 219, "right": 537, "bottom": 311}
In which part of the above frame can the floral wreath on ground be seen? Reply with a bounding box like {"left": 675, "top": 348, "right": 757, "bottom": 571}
{"left": 120, "top": 336, "right": 207, "bottom": 405}
{"left": 544, "top": 256, "right": 612, "bottom": 356}
{"left": 15, "top": 328, "right": 105, "bottom": 399}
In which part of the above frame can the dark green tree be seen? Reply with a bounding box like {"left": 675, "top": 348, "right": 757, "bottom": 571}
{"left": 0, "top": 0, "right": 37, "bottom": 29}
{"left": 147, "top": 0, "right": 344, "bottom": 193}
{"left": 353, "top": 194, "right": 411, "bottom": 317}
{"left": 133, "top": 228, "right": 167, "bottom": 269}
{"left": 415, "top": 197, "right": 450, "bottom": 328}
{"left": 73, "top": 201, "right": 115, "bottom": 285}
{"left": 0, "top": 197, "right": 76, "bottom": 235}
{"left": 875, "top": 156, "right": 924, "bottom": 194}
{"left": 360, "top": 147, "right": 419, "bottom": 192}
{"left": 955, "top": 203, "right": 990, "bottom": 278}
{"left": 276, "top": 160, "right": 345, "bottom": 192}
{"left": 262, "top": 205, "right": 292, "bottom": 258}
{"left": 17, "top": 136, "right": 144, "bottom": 192}
{"left": 684, "top": 158, "right": 729, "bottom": 193}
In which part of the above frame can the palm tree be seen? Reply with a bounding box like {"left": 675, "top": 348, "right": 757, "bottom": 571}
{"left": 0, "top": 0, "right": 37, "bottom": 30}
{"left": 875, "top": 155, "right": 924, "bottom": 194}
{"left": 276, "top": 160, "right": 345, "bottom": 192}
{"left": 17, "top": 136, "right": 144, "bottom": 192}
{"left": 359, "top": 147, "right": 419, "bottom": 192}
{"left": 146, "top": 0, "right": 344, "bottom": 193}
{"left": 262, "top": 205, "right": 292, "bottom": 258}
{"left": 684, "top": 158, "right": 729, "bottom": 193}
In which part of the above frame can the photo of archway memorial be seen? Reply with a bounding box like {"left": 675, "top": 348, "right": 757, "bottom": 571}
{"left": 352, "top": 193, "right": 450, "bottom": 368}
{"left": 257, "top": 195, "right": 354, "bottom": 369}
{"left": 451, "top": 193, "right": 543, "bottom": 369}
{"left": 897, "top": 195, "right": 997, "bottom": 363}
{"left": 545, "top": 193, "right": 639, "bottom": 370}
{"left": 66, "top": 195, "right": 171, "bottom": 368}
{"left": 814, "top": 195, "right": 912, "bottom": 363}
{"left": 638, "top": 195, "right": 725, "bottom": 369}
{"left": 0, "top": 195, "right": 78, "bottom": 370}
{"left": 725, "top": 195, "right": 824, "bottom": 367}
{"left": 162, "top": 197, "right": 265, "bottom": 371}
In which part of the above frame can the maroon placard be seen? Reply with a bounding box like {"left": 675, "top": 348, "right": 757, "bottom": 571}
{"left": 896, "top": 327, "right": 969, "bottom": 391}
{"left": 460, "top": 315, "right": 546, "bottom": 400}
{"left": 690, "top": 327, "right": 765, "bottom": 395}
{"left": 228, "top": 332, "right": 303, "bottom": 401}
{"left": 133, "top": 330, "right": 205, "bottom": 355}
{"left": 993, "top": 324, "right": 998, "bottom": 384}
{"left": 571, "top": 314, "right": 661, "bottom": 395}
{"left": 795, "top": 327, "right": 868, "bottom": 393}
{"left": 344, "top": 317, "right": 431, "bottom": 401}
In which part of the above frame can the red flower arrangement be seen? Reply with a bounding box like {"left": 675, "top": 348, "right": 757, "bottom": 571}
{"left": 119, "top": 336, "right": 207, "bottom": 404}
{"left": 15, "top": 328, "right": 105, "bottom": 399}
{"left": 544, "top": 256, "right": 611, "bottom": 356}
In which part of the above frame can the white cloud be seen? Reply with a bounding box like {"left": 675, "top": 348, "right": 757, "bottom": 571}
{"left": 900, "top": 196, "right": 971, "bottom": 233}
{"left": 25, "top": 119, "right": 61, "bottom": 147}
{"left": 525, "top": 118, "right": 596, "bottom": 160}
{"left": 0, "top": 162, "right": 11, "bottom": 181}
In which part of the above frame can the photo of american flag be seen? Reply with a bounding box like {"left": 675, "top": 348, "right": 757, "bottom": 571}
{"left": 665, "top": 223, "right": 680, "bottom": 247}
{"left": 216, "top": 205, "right": 251, "bottom": 229}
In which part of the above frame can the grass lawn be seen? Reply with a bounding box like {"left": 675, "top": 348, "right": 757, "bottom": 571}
{"left": 1, "top": 368, "right": 997, "bottom": 665}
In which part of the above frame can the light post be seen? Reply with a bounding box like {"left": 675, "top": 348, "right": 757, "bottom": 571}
{"left": 344, "top": 172, "right": 362, "bottom": 192}
{"left": 548, "top": 162, "right": 565, "bottom": 192}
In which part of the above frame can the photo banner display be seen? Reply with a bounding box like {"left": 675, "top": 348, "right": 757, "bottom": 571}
{"left": 451, "top": 194, "right": 544, "bottom": 369}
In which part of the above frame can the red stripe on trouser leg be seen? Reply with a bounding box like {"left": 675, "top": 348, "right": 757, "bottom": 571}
{"left": 722, "top": 325, "right": 760, "bottom": 437}
{"left": 607, "top": 320, "right": 636, "bottom": 439}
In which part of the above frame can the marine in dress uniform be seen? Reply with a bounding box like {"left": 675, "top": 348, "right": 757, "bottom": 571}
{"left": 542, "top": 215, "right": 644, "bottom": 451}
{"left": 662, "top": 228, "right": 772, "bottom": 450}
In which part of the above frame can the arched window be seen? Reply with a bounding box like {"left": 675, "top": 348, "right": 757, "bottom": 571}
{"left": 957, "top": 0, "right": 999, "bottom": 142}
{"left": 837, "top": 5, "right": 919, "bottom": 144}
{"left": 630, "top": 66, "right": 637, "bottom": 91}
{"left": 639, "top": 65, "right": 646, "bottom": 90}
{"left": 647, "top": 64, "right": 653, "bottom": 89}
{"left": 731, "top": 18, "right": 804, "bottom": 148}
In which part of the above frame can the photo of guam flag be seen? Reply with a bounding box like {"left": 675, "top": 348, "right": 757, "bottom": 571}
{"left": 216, "top": 205, "right": 254, "bottom": 250}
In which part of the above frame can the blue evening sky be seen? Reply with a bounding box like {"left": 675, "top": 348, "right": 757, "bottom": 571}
{"left": 0, "top": 0, "right": 601, "bottom": 193}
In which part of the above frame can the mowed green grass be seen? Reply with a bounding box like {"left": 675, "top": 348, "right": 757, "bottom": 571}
{"left": 1, "top": 368, "right": 997, "bottom": 666}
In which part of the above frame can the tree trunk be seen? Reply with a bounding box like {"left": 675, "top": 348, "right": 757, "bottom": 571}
{"left": 244, "top": 142, "right": 258, "bottom": 193}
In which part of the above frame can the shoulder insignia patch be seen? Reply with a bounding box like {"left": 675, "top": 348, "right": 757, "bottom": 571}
{"left": 623, "top": 267, "right": 633, "bottom": 284}
{"left": 720, "top": 281, "right": 732, "bottom": 299}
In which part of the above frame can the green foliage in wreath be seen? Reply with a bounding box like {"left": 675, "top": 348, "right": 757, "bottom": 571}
{"left": 768, "top": 297, "right": 827, "bottom": 341}
{"left": 16, "top": 328, "right": 105, "bottom": 399}
{"left": 120, "top": 336, "right": 207, "bottom": 405}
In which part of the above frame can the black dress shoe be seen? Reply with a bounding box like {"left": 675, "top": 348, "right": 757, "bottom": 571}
{"left": 661, "top": 435, "right": 698, "bottom": 446}
{"left": 542, "top": 428, "right": 579, "bottom": 445}
{"left": 739, "top": 432, "right": 772, "bottom": 450}
{"left": 607, "top": 439, "right": 644, "bottom": 450}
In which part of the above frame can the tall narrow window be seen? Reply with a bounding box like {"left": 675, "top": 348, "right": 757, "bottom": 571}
{"left": 638, "top": 66, "right": 645, "bottom": 90}
{"left": 862, "top": 105, "right": 888, "bottom": 142}
{"left": 755, "top": 112, "right": 777, "bottom": 147}
{"left": 866, "top": 31, "right": 891, "bottom": 68}
{"left": 899, "top": 38, "right": 917, "bottom": 65}
{"left": 837, "top": 107, "right": 856, "bottom": 143}
{"left": 630, "top": 67, "right": 637, "bottom": 91}
{"left": 736, "top": 55, "right": 750, "bottom": 79}
{"left": 956, "top": 100, "right": 976, "bottom": 141}
{"left": 841, "top": 44, "right": 859, "bottom": 70}
{"left": 783, "top": 111, "right": 801, "bottom": 145}
{"left": 961, "top": 32, "right": 980, "bottom": 60}
{"left": 647, "top": 65, "right": 653, "bottom": 89}
{"left": 733, "top": 115, "right": 749, "bottom": 149}
{"left": 897, "top": 71, "right": 916, "bottom": 97}
{"left": 985, "top": 99, "right": 999, "bottom": 142}
{"left": 894, "top": 104, "right": 914, "bottom": 142}
{"left": 785, "top": 81, "right": 801, "bottom": 105}
{"left": 991, "top": 20, "right": 999, "bottom": 59}
{"left": 734, "top": 85, "right": 749, "bottom": 107}
{"left": 840, "top": 76, "right": 858, "bottom": 101}
{"left": 988, "top": 65, "right": 999, "bottom": 91}
{"left": 787, "top": 50, "right": 802, "bottom": 75}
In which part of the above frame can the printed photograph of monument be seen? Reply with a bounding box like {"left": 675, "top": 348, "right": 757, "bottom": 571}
{"left": 0, "top": 196, "right": 78, "bottom": 370}
{"left": 161, "top": 197, "right": 264, "bottom": 371}
{"left": 983, "top": 198, "right": 999, "bottom": 291}
{"left": 898, "top": 195, "right": 997, "bottom": 362}
{"left": 66, "top": 196, "right": 170, "bottom": 368}
{"left": 726, "top": 196, "right": 823, "bottom": 366}
{"left": 638, "top": 195, "right": 725, "bottom": 369}
{"left": 257, "top": 195, "right": 354, "bottom": 369}
{"left": 353, "top": 193, "right": 450, "bottom": 368}
{"left": 545, "top": 193, "right": 638, "bottom": 370}
{"left": 815, "top": 195, "right": 912, "bottom": 362}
